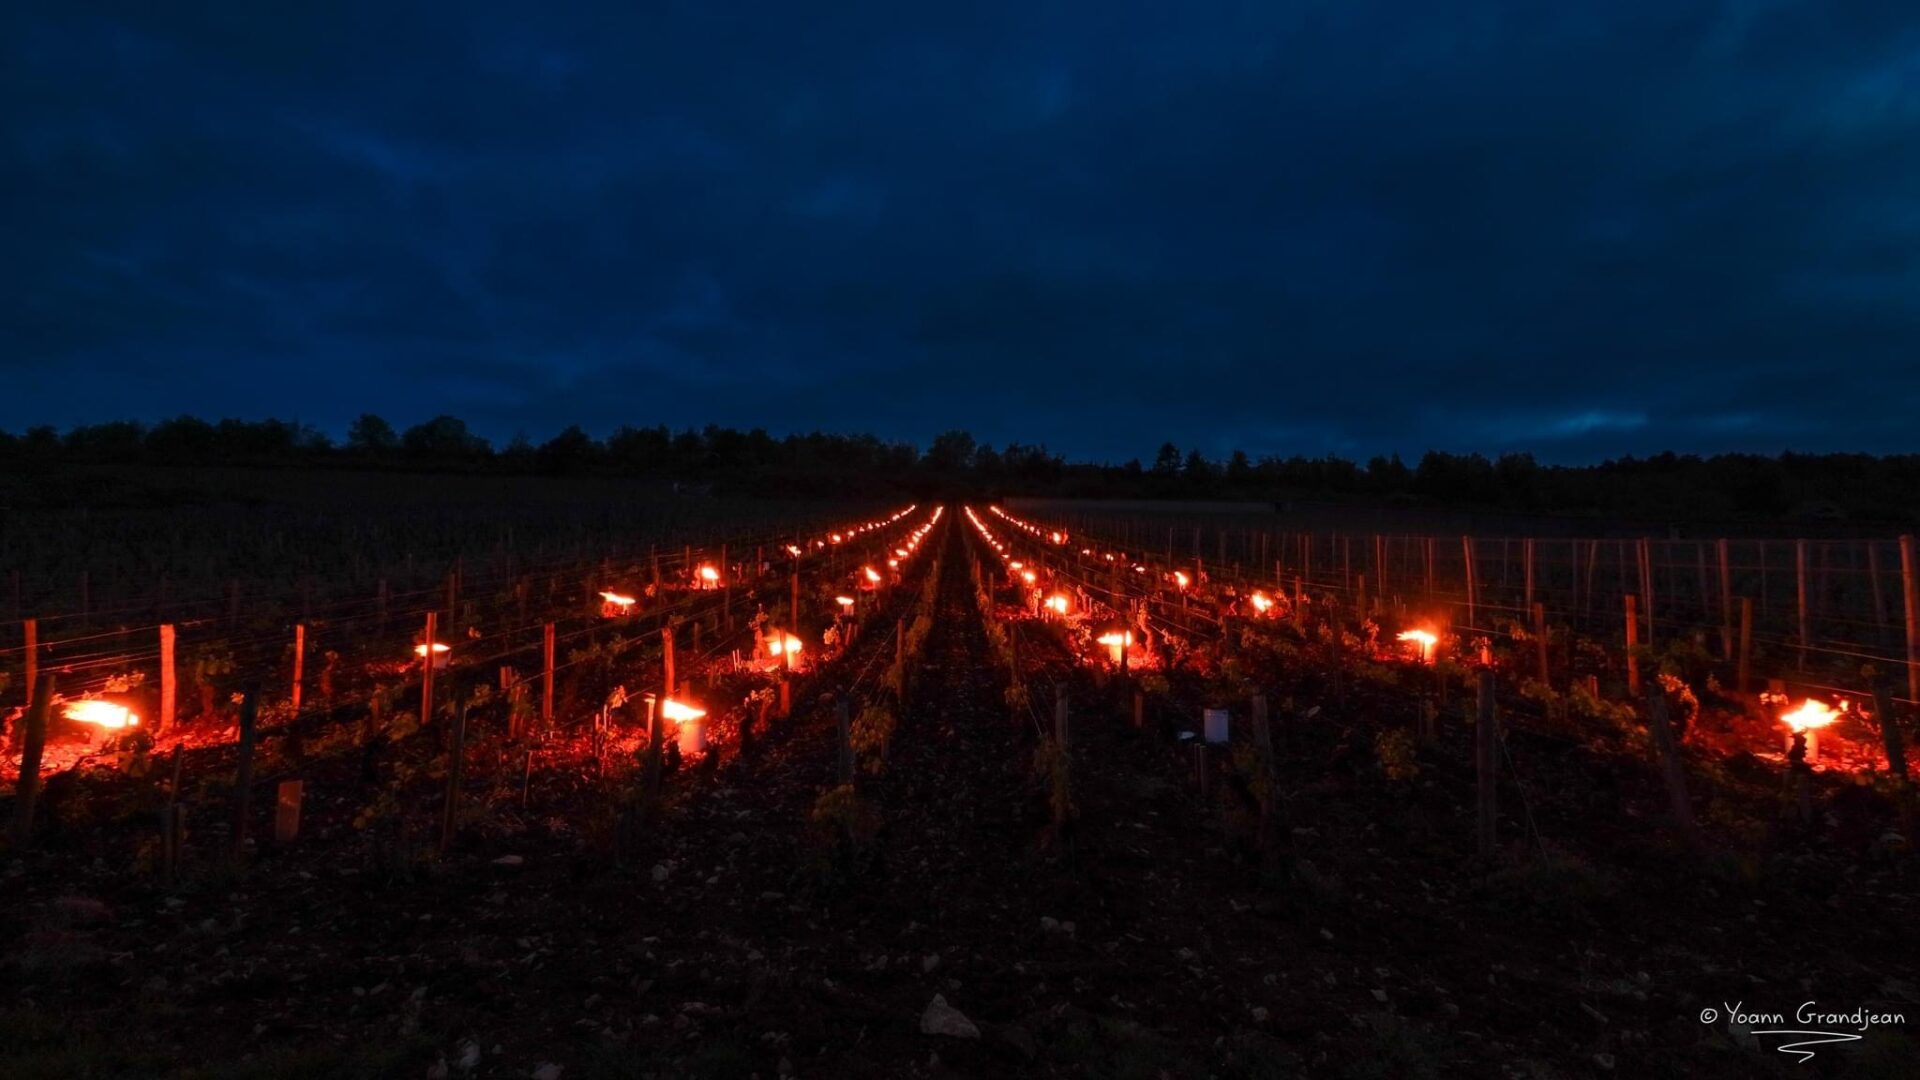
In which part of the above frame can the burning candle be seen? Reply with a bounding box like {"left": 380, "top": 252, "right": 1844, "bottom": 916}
{"left": 1780, "top": 699, "right": 1838, "bottom": 762}
{"left": 1396, "top": 629, "right": 1438, "bottom": 664}
{"left": 1045, "top": 594, "right": 1070, "bottom": 615}
{"left": 1250, "top": 591, "right": 1274, "bottom": 615}
{"left": 63, "top": 700, "right": 138, "bottom": 730}
{"left": 1097, "top": 631, "right": 1132, "bottom": 664}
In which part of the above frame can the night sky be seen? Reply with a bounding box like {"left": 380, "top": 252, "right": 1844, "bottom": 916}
{"left": 5, "top": 4, "right": 1917, "bottom": 464}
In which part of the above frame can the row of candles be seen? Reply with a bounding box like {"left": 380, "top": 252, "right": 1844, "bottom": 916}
{"left": 982, "top": 505, "right": 1854, "bottom": 766}
{"left": 49, "top": 506, "right": 933, "bottom": 738}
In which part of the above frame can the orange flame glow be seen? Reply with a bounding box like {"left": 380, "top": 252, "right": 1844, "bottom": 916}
{"left": 1396, "top": 629, "right": 1439, "bottom": 663}
{"left": 1045, "top": 594, "right": 1069, "bottom": 614}
{"left": 64, "top": 700, "right": 138, "bottom": 729}
{"left": 1781, "top": 699, "right": 1838, "bottom": 733}
{"left": 1250, "top": 592, "right": 1274, "bottom": 613}
{"left": 414, "top": 642, "right": 452, "bottom": 656}
{"left": 660, "top": 698, "right": 707, "bottom": 724}
{"left": 599, "top": 590, "right": 636, "bottom": 607}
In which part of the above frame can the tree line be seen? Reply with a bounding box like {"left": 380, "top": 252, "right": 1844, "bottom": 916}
{"left": 3, "top": 415, "right": 1917, "bottom": 523}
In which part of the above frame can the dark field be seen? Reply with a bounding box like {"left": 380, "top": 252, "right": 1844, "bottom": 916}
{"left": 2, "top": 478, "right": 1917, "bottom": 1078}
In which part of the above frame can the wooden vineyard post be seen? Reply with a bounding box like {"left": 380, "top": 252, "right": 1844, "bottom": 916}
{"left": 441, "top": 703, "right": 466, "bottom": 852}
{"left": 662, "top": 624, "right": 676, "bottom": 710}
{"left": 291, "top": 623, "right": 305, "bottom": 713}
{"left": 836, "top": 700, "right": 854, "bottom": 785}
{"left": 1795, "top": 539, "right": 1810, "bottom": 671}
{"left": 643, "top": 696, "right": 664, "bottom": 798}
{"left": 420, "top": 612, "right": 437, "bottom": 729}
{"left": 1376, "top": 535, "right": 1388, "bottom": 607}
{"left": 275, "top": 780, "right": 304, "bottom": 845}
{"left": 159, "top": 623, "right": 176, "bottom": 736}
{"left": 1461, "top": 536, "right": 1477, "bottom": 631}
{"left": 9, "top": 673, "right": 53, "bottom": 846}
{"left": 231, "top": 687, "right": 258, "bottom": 858}
{"left": 1869, "top": 541, "right": 1889, "bottom": 635}
{"left": 1645, "top": 689, "right": 1703, "bottom": 851}
{"left": 541, "top": 622, "right": 555, "bottom": 731}
{"left": 21, "top": 617, "right": 36, "bottom": 724}
{"left": 1717, "top": 539, "right": 1733, "bottom": 661}
{"left": 1872, "top": 679, "right": 1908, "bottom": 782}
{"left": 1902, "top": 536, "right": 1920, "bottom": 704}
{"left": 1637, "top": 537, "right": 1655, "bottom": 650}
{"left": 1532, "top": 602, "right": 1550, "bottom": 685}
{"left": 1474, "top": 668, "right": 1497, "bottom": 859}
{"left": 1738, "top": 597, "right": 1753, "bottom": 695}
{"left": 1624, "top": 594, "right": 1641, "bottom": 697}
{"left": 1523, "top": 537, "right": 1535, "bottom": 609}
{"left": 791, "top": 567, "right": 801, "bottom": 639}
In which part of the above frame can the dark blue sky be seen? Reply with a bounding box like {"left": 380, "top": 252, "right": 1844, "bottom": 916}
{"left": 5, "top": 3, "right": 1917, "bottom": 464}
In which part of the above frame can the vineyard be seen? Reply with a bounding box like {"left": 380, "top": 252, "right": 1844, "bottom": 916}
{"left": 3, "top": 493, "right": 1918, "bottom": 1078}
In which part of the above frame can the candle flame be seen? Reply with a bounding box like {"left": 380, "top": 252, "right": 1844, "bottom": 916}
{"left": 1396, "top": 629, "right": 1438, "bottom": 662}
{"left": 64, "top": 700, "right": 138, "bottom": 729}
{"left": 598, "top": 590, "right": 636, "bottom": 607}
{"left": 414, "top": 642, "right": 451, "bottom": 656}
{"left": 661, "top": 698, "right": 706, "bottom": 723}
{"left": 1045, "top": 594, "right": 1069, "bottom": 614}
{"left": 1781, "top": 699, "right": 1838, "bottom": 733}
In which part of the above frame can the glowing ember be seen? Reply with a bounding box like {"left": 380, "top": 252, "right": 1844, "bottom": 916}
{"left": 660, "top": 698, "right": 707, "bottom": 724}
{"left": 1045, "top": 594, "right": 1070, "bottom": 614}
{"left": 64, "top": 700, "right": 138, "bottom": 729}
{"left": 1396, "top": 629, "right": 1439, "bottom": 663}
{"left": 1781, "top": 700, "right": 1838, "bottom": 733}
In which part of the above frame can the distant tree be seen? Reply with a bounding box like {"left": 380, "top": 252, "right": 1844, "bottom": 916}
{"left": 65, "top": 420, "right": 146, "bottom": 461}
{"left": 537, "top": 425, "right": 603, "bottom": 474}
{"left": 1152, "top": 442, "right": 1182, "bottom": 475}
{"left": 402, "top": 415, "right": 489, "bottom": 459}
{"left": 501, "top": 432, "right": 536, "bottom": 473}
{"left": 1226, "top": 449, "right": 1253, "bottom": 485}
{"left": 926, "top": 430, "right": 977, "bottom": 472}
{"left": 972, "top": 443, "right": 1004, "bottom": 477}
{"left": 347, "top": 414, "right": 400, "bottom": 453}
{"left": 607, "top": 425, "right": 670, "bottom": 472}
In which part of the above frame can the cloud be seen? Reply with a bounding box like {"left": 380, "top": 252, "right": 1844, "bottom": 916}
{"left": 2, "top": 2, "right": 1918, "bottom": 462}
